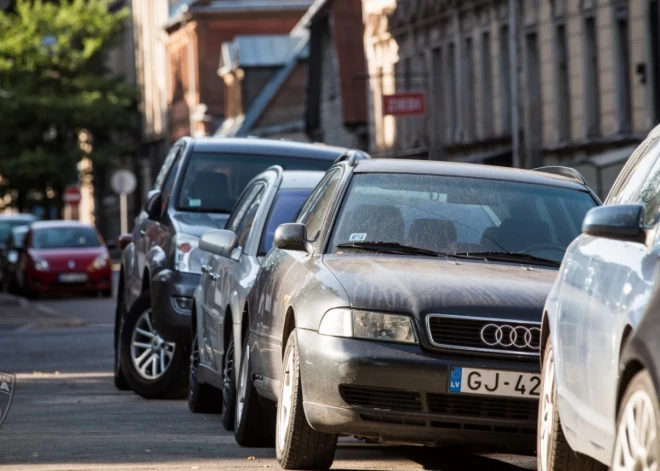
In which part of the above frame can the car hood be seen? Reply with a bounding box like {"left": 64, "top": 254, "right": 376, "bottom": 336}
{"left": 29, "top": 247, "right": 107, "bottom": 271}
{"left": 322, "top": 254, "right": 557, "bottom": 322}
{"left": 171, "top": 212, "right": 230, "bottom": 238}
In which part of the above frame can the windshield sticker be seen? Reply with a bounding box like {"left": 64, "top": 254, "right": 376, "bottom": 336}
{"left": 349, "top": 233, "right": 367, "bottom": 242}
{"left": 189, "top": 199, "right": 201, "bottom": 207}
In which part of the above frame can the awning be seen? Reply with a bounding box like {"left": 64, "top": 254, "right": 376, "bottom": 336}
{"left": 578, "top": 145, "right": 637, "bottom": 169}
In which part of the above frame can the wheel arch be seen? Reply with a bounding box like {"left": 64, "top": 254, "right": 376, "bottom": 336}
{"left": 540, "top": 311, "right": 550, "bottom": 363}
{"left": 281, "top": 306, "right": 296, "bottom": 359}
{"left": 616, "top": 325, "right": 640, "bottom": 417}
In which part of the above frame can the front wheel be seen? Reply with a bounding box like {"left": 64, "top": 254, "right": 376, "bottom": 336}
{"left": 188, "top": 332, "right": 222, "bottom": 413}
{"left": 119, "top": 290, "right": 189, "bottom": 399}
{"left": 612, "top": 370, "right": 659, "bottom": 471}
{"left": 221, "top": 333, "right": 236, "bottom": 431}
{"left": 113, "top": 277, "right": 129, "bottom": 390}
{"left": 234, "top": 332, "right": 275, "bottom": 447}
{"left": 276, "top": 330, "right": 337, "bottom": 470}
{"left": 537, "top": 338, "right": 606, "bottom": 471}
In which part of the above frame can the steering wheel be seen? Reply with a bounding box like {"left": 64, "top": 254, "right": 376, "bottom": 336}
{"left": 520, "top": 243, "right": 566, "bottom": 254}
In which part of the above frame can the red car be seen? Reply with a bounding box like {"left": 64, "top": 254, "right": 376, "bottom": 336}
{"left": 16, "top": 221, "right": 113, "bottom": 298}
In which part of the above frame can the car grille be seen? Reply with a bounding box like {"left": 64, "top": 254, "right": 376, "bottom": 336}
{"left": 426, "top": 314, "right": 541, "bottom": 356}
{"left": 427, "top": 393, "right": 537, "bottom": 421}
{"left": 339, "top": 385, "right": 423, "bottom": 411}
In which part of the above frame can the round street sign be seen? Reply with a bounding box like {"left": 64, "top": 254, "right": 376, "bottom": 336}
{"left": 111, "top": 169, "right": 137, "bottom": 195}
{"left": 63, "top": 185, "right": 81, "bottom": 206}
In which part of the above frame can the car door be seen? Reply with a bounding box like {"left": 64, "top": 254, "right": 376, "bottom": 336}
{"left": 201, "top": 182, "right": 265, "bottom": 369}
{"left": 563, "top": 137, "right": 660, "bottom": 451}
{"left": 252, "top": 168, "right": 343, "bottom": 393}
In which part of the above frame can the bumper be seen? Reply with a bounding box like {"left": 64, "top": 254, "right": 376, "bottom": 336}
{"left": 27, "top": 269, "right": 112, "bottom": 293}
{"left": 151, "top": 269, "right": 199, "bottom": 343}
{"left": 297, "top": 329, "right": 538, "bottom": 448}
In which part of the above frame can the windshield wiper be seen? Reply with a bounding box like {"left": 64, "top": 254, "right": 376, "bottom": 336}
{"left": 336, "top": 241, "right": 468, "bottom": 259}
{"left": 454, "top": 251, "right": 561, "bottom": 267}
{"left": 181, "top": 207, "right": 231, "bottom": 214}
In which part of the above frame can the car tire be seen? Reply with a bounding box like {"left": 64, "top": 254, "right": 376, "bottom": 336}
{"left": 188, "top": 332, "right": 222, "bottom": 413}
{"left": 538, "top": 338, "right": 606, "bottom": 471}
{"left": 119, "top": 290, "right": 189, "bottom": 399}
{"left": 102, "top": 289, "right": 113, "bottom": 298}
{"left": 221, "top": 333, "right": 236, "bottom": 431}
{"left": 234, "top": 332, "right": 275, "bottom": 447}
{"left": 612, "top": 369, "right": 660, "bottom": 469}
{"left": 113, "top": 279, "right": 130, "bottom": 391}
{"left": 276, "top": 330, "right": 337, "bottom": 470}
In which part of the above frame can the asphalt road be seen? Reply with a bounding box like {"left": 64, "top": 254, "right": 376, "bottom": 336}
{"left": 0, "top": 276, "right": 537, "bottom": 471}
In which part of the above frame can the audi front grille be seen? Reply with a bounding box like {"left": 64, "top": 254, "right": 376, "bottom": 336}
{"left": 425, "top": 314, "right": 541, "bottom": 357}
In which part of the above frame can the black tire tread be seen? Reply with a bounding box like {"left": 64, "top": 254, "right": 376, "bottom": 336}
{"left": 188, "top": 332, "right": 222, "bottom": 413}
{"left": 113, "top": 278, "right": 130, "bottom": 391}
{"left": 276, "top": 331, "right": 337, "bottom": 470}
{"left": 221, "top": 335, "right": 236, "bottom": 430}
{"left": 539, "top": 340, "right": 606, "bottom": 471}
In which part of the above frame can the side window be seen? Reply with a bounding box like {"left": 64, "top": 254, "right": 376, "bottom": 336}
{"left": 159, "top": 149, "right": 184, "bottom": 215}
{"left": 635, "top": 144, "right": 660, "bottom": 226}
{"left": 607, "top": 139, "right": 658, "bottom": 205}
{"left": 153, "top": 144, "right": 181, "bottom": 190}
{"left": 234, "top": 185, "right": 266, "bottom": 249}
{"left": 296, "top": 168, "right": 342, "bottom": 240}
{"left": 226, "top": 183, "right": 263, "bottom": 235}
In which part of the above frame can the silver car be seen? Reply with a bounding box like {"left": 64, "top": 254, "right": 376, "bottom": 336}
{"left": 540, "top": 124, "right": 660, "bottom": 471}
{"left": 189, "top": 166, "right": 325, "bottom": 432}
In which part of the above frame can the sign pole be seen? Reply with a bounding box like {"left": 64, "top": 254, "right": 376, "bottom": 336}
{"left": 120, "top": 192, "right": 128, "bottom": 235}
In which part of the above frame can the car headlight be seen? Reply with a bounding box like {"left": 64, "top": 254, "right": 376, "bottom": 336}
{"left": 319, "top": 309, "right": 417, "bottom": 344}
{"left": 33, "top": 257, "right": 50, "bottom": 272}
{"left": 7, "top": 250, "right": 18, "bottom": 264}
{"left": 90, "top": 254, "right": 110, "bottom": 271}
{"left": 174, "top": 234, "right": 204, "bottom": 274}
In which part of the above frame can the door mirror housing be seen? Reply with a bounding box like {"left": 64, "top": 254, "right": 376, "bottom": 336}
{"left": 117, "top": 233, "right": 133, "bottom": 250}
{"left": 273, "top": 223, "right": 310, "bottom": 253}
{"left": 582, "top": 204, "right": 646, "bottom": 243}
{"left": 200, "top": 230, "right": 239, "bottom": 259}
{"left": 146, "top": 190, "right": 162, "bottom": 220}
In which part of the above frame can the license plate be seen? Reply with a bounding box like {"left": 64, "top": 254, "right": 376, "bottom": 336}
{"left": 448, "top": 367, "right": 541, "bottom": 398}
{"left": 58, "top": 273, "right": 88, "bottom": 283}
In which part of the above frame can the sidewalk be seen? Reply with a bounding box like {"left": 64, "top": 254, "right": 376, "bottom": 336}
{"left": 0, "top": 293, "right": 85, "bottom": 330}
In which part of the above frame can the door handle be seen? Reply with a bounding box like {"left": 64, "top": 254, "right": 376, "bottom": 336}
{"left": 210, "top": 273, "right": 219, "bottom": 281}
{"left": 139, "top": 230, "right": 146, "bottom": 236}
{"left": 201, "top": 265, "right": 210, "bottom": 273}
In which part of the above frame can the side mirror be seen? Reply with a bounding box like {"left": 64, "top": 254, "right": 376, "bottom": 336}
{"left": 582, "top": 204, "right": 646, "bottom": 242}
{"left": 117, "top": 233, "right": 133, "bottom": 250}
{"left": 199, "top": 230, "right": 239, "bottom": 259}
{"left": 274, "top": 223, "right": 309, "bottom": 252}
{"left": 146, "top": 190, "right": 162, "bottom": 220}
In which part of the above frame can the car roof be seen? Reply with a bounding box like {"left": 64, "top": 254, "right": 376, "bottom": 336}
{"left": 31, "top": 220, "right": 96, "bottom": 231}
{"left": 280, "top": 171, "right": 325, "bottom": 189}
{"left": 0, "top": 214, "right": 37, "bottom": 222}
{"left": 352, "top": 159, "right": 589, "bottom": 190}
{"left": 189, "top": 137, "right": 346, "bottom": 160}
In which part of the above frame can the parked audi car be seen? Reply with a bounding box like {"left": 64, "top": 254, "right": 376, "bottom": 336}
{"left": 0, "top": 224, "right": 30, "bottom": 293}
{"left": 188, "top": 167, "right": 326, "bottom": 435}
{"left": 15, "top": 220, "right": 112, "bottom": 298}
{"left": 539, "top": 126, "right": 660, "bottom": 471}
{"left": 115, "top": 136, "right": 368, "bottom": 399}
{"left": 233, "top": 157, "right": 599, "bottom": 469}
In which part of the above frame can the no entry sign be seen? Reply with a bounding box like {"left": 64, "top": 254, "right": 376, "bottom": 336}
{"left": 383, "top": 92, "right": 426, "bottom": 116}
{"left": 63, "top": 185, "right": 81, "bottom": 206}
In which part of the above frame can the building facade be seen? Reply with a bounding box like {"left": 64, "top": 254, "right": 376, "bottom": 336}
{"left": 363, "top": 0, "right": 658, "bottom": 198}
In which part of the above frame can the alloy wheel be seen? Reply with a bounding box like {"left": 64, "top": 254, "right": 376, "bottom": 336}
{"left": 236, "top": 342, "right": 249, "bottom": 424}
{"left": 539, "top": 347, "right": 555, "bottom": 471}
{"left": 278, "top": 346, "right": 295, "bottom": 451}
{"left": 223, "top": 339, "right": 234, "bottom": 407}
{"left": 612, "top": 390, "right": 658, "bottom": 471}
{"left": 189, "top": 334, "right": 200, "bottom": 390}
{"left": 130, "top": 310, "right": 176, "bottom": 380}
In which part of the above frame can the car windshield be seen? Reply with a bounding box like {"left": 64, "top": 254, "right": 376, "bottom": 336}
{"left": 329, "top": 173, "right": 598, "bottom": 263}
{"left": 0, "top": 220, "right": 32, "bottom": 242}
{"left": 177, "top": 152, "right": 334, "bottom": 213}
{"left": 32, "top": 227, "right": 101, "bottom": 249}
{"left": 10, "top": 226, "right": 29, "bottom": 247}
{"left": 259, "top": 188, "right": 314, "bottom": 255}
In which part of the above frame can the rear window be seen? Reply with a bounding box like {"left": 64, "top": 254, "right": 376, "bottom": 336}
{"left": 32, "top": 227, "right": 101, "bottom": 249}
{"left": 177, "top": 152, "right": 334, "bottom": 213}
{"left": 0, "top": 220, "right": 31, "bottom": 242}
{"left": 259, "top": 188, "right": 314, "bottom": 255}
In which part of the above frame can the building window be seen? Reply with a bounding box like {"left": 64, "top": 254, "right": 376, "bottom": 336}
{"left": 481, "top": 31, "right": 494, "bottom": 138}
{"left": 499, "top": 24, "right": 511, "bottom": 135}
{"left": 583, "top": 15, "right": 600, "bottom": 137}
{"left": 525, "top": 30, "right": 542, "bottom": 167}
{"left": 614, "top": 6, "right": 631, "bottom": 134}
{"left": 447, "top": 42, "right": 458, "bottom": 142}
{"left": 554, "top": 22, "right": 571, "bottom": 141}
{"left": 463, "top": 36, "right": 475, "bottom": 140}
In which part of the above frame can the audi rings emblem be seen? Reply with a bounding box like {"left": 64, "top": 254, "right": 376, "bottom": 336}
{"left": 480, "top": 324, "right": 541, "bottom": 350}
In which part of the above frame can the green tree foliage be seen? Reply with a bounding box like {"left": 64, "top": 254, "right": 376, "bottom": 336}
{"left": 0, "top": 0, "right": 137, "bottom": 210}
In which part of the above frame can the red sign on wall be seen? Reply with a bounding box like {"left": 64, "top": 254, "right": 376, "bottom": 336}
{"left": 383, "top": 92, "right": 426, "bottom": 116}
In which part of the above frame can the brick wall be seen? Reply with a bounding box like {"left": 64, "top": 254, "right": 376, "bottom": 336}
{"left": 254, "top": 62, "right": 307, "bottom": 129}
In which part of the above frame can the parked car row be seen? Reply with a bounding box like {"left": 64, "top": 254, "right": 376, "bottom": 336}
{"left": 112, "top": 129, "right": 660, "bottom": 470}
{"left": 0, "top": 214, "right": 113, "bottom": 298}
